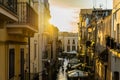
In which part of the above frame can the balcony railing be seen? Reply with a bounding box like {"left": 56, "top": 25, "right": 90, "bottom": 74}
{"left": 17, "top": 2, "right": 38, "bottom": 30}
{"left": 0, "top": 0, "right": 17, "bottom": 14}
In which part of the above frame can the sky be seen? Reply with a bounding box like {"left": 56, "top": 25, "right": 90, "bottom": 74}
{"left": 49, "top": 0, "right": 113, "bottom": 33}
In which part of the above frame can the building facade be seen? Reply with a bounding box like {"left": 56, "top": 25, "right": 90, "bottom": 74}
{"left": 110, "top": 0, "right": 120, "bottom": 80}
{"left": 79, "top": 7, "right": 120, "bottom": 80}
{"left": 30, "top": 0, "right": 59, "bottom": 80}
{"left": 0, "top": 0, "right": 38, "bottom": 80}
{"left": 30, "top": 0, "right": 51, "bottom": 80}
{"left": 59, "top": 32, "right": 78, "bottom": 52}
{"left": 95, "top": 12, "right": 112, "bottom": 80}
{"left": 78, "top": 9, "right": 93, "bottom": 63}
{"left": 78, "top": 8, "right": 114, "bottom": 80}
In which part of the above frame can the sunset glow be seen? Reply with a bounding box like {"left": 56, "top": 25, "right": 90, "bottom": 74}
{"left": 49, "top": 6, "right": 79, "bottom": 32}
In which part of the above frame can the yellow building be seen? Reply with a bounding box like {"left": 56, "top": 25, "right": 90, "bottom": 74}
{"left": 95, "top": 13, "right": 112, "bottom": 80}
{"left": 113, "top": 0, "right": 120, "bottom": 43}
{"left": 79, "top": 8, "right": 113, "bottom": 80}
{"left": 30, "top": 0, "right": 59, "bottom": 80}
{"left": 0, "top": 0, "right": 38, "bottom": 80}
{"left": 42, "top": 24, "right": 59, "bottom": 80}
{"left": 39, "top": 0, "right": 52, "bottom": 80}
{"left": 110, "top": 0, "right": 120, "bottom": 80}
{"left": 78, "top": 9, "right": 92, "bottom": 56}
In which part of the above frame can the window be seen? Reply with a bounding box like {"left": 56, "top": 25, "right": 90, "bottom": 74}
{"left": 33, "top": 63, "right": 34, "bottom": 73}
{"left": 34, "top": 43, "right": 37, "bottom": 60}
{"left": 20, "top": 48, "right": 24, "bottom": 80}
{"left": 77, "top": 46, "right": 79, "bottom": 52}
{"left": 67, "top": 46, "right": 70, "bottom": 52}
{"left": 114, "top": 72, "right": 119, "bottom": 80}
{"left": 72, "top": 46, "right": 76, "bottom": 51}
{"left": 9, "top": 49, "right": 15, "bottom": 79}
{"left": 8, "top": 0, "right": 15, "bottom": 8}
{"left": 68, "top": 40, "right": 70, "bottom": 44}
{"left": 72, "top": 40, "right": 75, "bottom": 44}
{"left": 115, "top": 12, "right": 117, "bottom": 20}
{"left": 26, "top": 54, "right": 29, "bottom": 69}
{"left": 34, "top": 67, "right": 37, "bottom": 73}
{"left": 117, "top": 24, "right": 120, "bottom": 43}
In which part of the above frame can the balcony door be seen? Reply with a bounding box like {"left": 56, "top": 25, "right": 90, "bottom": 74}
{"left": 9, "top": 49, "right": 15, "bottom": 79}
{"left": 20, "top": 48, "right": 24, "bottom": 80}
{"left": 114, "top": 72, "right": 119, "bottom": 80}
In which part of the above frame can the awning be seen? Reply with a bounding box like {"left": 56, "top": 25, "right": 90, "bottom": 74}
{"left": 71, "top": 63, "right": 82, "bottom": 69}
{"left": 63, "top": 51, "right": 77, "bottom": 54}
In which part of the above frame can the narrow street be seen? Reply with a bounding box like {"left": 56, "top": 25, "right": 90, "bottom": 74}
{"left": 0, "top": 0, "right": 117, "bottom": 80}
{"left": 57, "top": 58, "right": 68, "bottom": 80}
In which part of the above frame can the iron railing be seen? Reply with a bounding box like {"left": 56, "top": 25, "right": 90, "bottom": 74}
{"left": 17, "top": 2, "right": 38, "bottom": 30}
{"left": 0, "top": 0, "right": 17, "bottom": 14}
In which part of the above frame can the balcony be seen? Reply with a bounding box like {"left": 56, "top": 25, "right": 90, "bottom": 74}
{"left": 7, "top": 2, "right": 38, "bottom": 37}
{"left": 98, "top": 49, "right": 108, "bottom": 65}
{"left": 0, "top": 0, "right": 18, "bottom": 21}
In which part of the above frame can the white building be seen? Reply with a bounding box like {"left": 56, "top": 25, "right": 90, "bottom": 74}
{"left": 59, "top": 32, "right": 78, "bottom": 52}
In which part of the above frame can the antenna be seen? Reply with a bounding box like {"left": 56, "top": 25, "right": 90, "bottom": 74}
{"left": 92, "top": 0, "right": 95, "bottom": 9}
{"left": 99, "top": 3, "right": 103, "bottom": 9}
{"left": 105, "top": 0, "right": 108, "bottom": 16}
{"left": 93, "top": 0, "right": 96, "bottom": 9}
{"left": 106, "top": 0, "right": 107, "bottom": 9}
{"left": 95, "top": 0, "right": 96, "bottom": 8}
